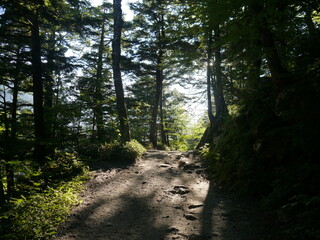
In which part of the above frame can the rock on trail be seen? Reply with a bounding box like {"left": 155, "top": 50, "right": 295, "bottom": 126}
{"left": 55, "top": 150, "right": 269, "bottom": 240}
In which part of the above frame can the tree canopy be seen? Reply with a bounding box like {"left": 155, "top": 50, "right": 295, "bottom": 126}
{"left": 0, "top": 0, "right": 319, "bottom": 239}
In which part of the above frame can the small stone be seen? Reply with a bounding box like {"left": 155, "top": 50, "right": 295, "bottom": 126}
{"left": 166, "top": 227, "right": 179, "bottom": 233}
{"left": 160, "top": 164, "right": 169, "bottom": 168}
{"left": 188, "top": 204, "right": 204, "bottom": 209}
{"left": 106, "top": 222, "right": 113, "bottom": 227}
{"left": 184, "top": 214, "right": 197, "bottom": 221}
{"left": 169, "top": 186, "right": 190, "bottom": 195}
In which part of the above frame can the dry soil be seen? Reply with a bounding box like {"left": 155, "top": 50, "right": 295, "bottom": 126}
{"left": 55, "top": 150, "right": 272, "bottom": 240}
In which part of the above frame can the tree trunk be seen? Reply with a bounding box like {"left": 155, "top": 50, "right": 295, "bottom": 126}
{"left": 159, "top": 90, "right": 169, "bottom": 146}
{"left": 96, "top": 21, "right": 106, "bottom": 142}
{"left": 44, "top": 30, "right": 55, "bottom": 156}
{"left": 249, "top": 3, "right": 290, "bottom": 94}
{"left": 206, "top": 30, "right": 215, "bottom": 125}
{"left": 31, "top": 12, "right": 46, "bottom": 164}
{"left": 0, "top": 174, "right": 5, "bottom": 205}
{"left": 213, "top": 24, "right": 228, "bottom": 121}
{"left": 5, "top": 46, "right": 22, "bottom": 199}
{"left": 2, "top": 88, "right": 14, "bottom": 199}
{"left": 247, "top": 38, "right": 262, "bottom": 84}
{"left": 44, "top": 32, "right": 54, "bottom": 137}
{"left": 150, "top": 10, "right": 165, "bottom": 148}
{"left": 149, "top": 60, "right": 163, "bottom": 148}
{"left": 112, "top": 0, "right": 131, "bottom": 143}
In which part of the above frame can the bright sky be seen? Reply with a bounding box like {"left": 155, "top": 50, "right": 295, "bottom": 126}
{"left": 91, "top": 0, "right": 135, "bottom": 21}
{"left": 90, "top": 0, "right": 207, "bottom": 123}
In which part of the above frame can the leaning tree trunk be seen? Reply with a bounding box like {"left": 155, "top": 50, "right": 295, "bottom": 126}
{"left": 31, "top": 12, "right": 46, "bottom": 164}
{"left": 112, "top": 0, "right": 131, "bottom": 143}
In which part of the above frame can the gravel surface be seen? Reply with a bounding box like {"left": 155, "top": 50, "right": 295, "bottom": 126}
{"left": 55, "top": 150, "right": 271, "bottom": 240}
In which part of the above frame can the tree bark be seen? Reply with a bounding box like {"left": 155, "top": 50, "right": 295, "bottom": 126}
{"left": 2, "top": 88, "right": 14, "bottom": 199}
{"left": 96, "top": 21, "right": 106, "bottom": 142}
{"left": 159, "top": 89, "right": 169, "bottom": 146}
{"left": 149, "top": 57, "right": 163, "bottom": 148}
{"left": 212, "top": 24, "right": 228, "bottom": 120}
{"left": 206, "top": 30, "right": 215, "bottom": 125}
{"left": 150, "top": 10, "right": 165, "bottom": 148}
{"left": 249, "top": 3, "right": 290, "bottom": 94}
{"left": 0, "top": 174, "right": 5, "bottom": 205}
{"left": 31, "top": 12, "right": 46, "bottom": 164}
{"left": 112, "top": 0, "right": 131, "bottom": 143}
{"left": 5, "top": 46, "right": 22, "bottom": 199}
{"left": 43, "top": 30, "right": 56, "bottom": 143}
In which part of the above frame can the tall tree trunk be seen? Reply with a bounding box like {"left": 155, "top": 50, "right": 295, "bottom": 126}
{"left": 150, "top": 59, "right": 163, "bottom": 148}
{"left": 5, "top": 46, "right": 22, "bottom": 199}
{"left": 212, "top": 24, "right": 228, "bottom": 121}
{"left": 247, "top": 38, "right": 262, "bottom": 85}
{"left": 150, "top": 48, "right": 165, "bottom": 148}
{"left": 249, "top": 3, "right": 290, "bottom": 94}
{"left": 96, "top": 21, "right": 106, "bottom": 142}
{"left": 2, "top": 88, "right": 14, "bottom": 199}
{"left": 159, "top": 89, "right": 169, "bottom": 146}
{"left": 0, "top": 173, "right": 5, "bottom": 205}
{"left": 206, "top": 30, "right": 215, "bottom": 125}
{"left": 31, "top": 12, "right": 46, "bottom": 164}
{"left": 91, "top": 111, "right": 96, "bottom": 143}
{"left": 44, "top": 30, "right": 55, "bottom": 156}
{"left": 197, "top": 27, "right": 228, "bottom": 149}
{"left": 112, "top": 0, "right": 131, "bottom": 143}
{"left": 150, "top": 10, "right": 165, "bottom": 148}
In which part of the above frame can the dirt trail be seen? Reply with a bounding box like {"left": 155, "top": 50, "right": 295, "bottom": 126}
{"left": 55, "top": 150, "right": 269, "bottom": 240}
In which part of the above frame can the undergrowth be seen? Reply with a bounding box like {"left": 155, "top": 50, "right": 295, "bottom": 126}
{"left": 99, "top": 139, "right": 146, "bottom": 162}
{"left": 201, "top": 79, "right": 320, "bottom": 240}
{"left": 0, "top": 151, "right": 90, "bottom": 240}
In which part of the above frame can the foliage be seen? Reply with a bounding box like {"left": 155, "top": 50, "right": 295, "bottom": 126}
{"left": 42, "top": 150, "right": 88, "bottom": 183}
{"left": 191, "top": 0, "right": 320, "bottom": 238}
{"left": 77, "top": 142, "right": 100, "bottom": 160}
{"left": 99, "top": 140, "right": 146, "bottom": 162}
{"left": 184, "top": 116, "right": 208, "bottom": 150}
{"left": 156, "top": 143, "right": 171, "bottom": 151}
{"left": 204, "top": 83, "right": 320, "bottom": 239}
{"left": 0, "top": 173, "right": 89, "bottom": 240}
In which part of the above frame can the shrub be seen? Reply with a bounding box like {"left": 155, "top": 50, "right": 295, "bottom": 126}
{"left": 0, "top": 174, "right": 89, "bottom": 239}
{"left": 121, "top": 139, "right": 147, "bottom": 161}
{"left": 157, "top": 143, "right": 171, "bottom": 151}
{"left": 99, "top": 141, "right": 118, "bottom": 161}
{"left": 42, "top": 150, "right": 87, "bottom": 182}
{"left": 77, "top": 143, "right": 100, "bottom": 160}
{"left": 99, "top": 140, "right": 146, "bottom": 162}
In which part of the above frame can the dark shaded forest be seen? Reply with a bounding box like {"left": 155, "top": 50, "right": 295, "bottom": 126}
{"left": 0, "top": 0, "right": 319, "bottom": 239}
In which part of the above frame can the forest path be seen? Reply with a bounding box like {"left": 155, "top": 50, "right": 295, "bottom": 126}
{"left": 55, "top": 150, "right": 269, "bottom": 240}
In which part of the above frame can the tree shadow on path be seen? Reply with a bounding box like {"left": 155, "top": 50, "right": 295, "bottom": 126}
{"left": 201, "top": 181, "right": 274, "bottom": 240}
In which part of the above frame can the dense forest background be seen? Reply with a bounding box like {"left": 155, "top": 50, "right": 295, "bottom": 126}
{"left": 0, "top": 0, "right": 319, "bottom": 239}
